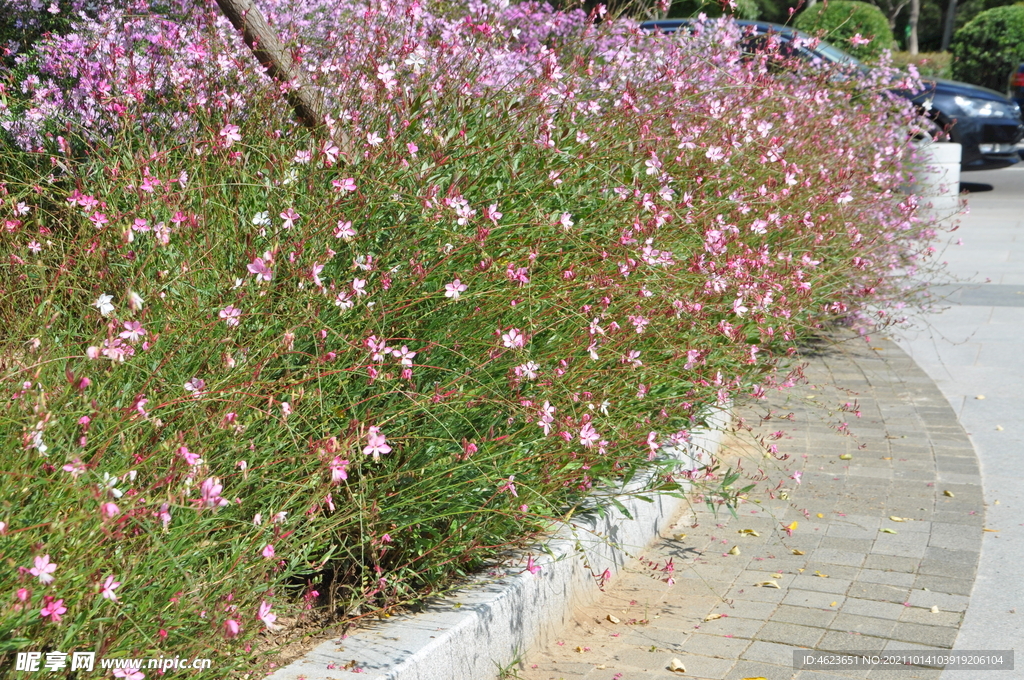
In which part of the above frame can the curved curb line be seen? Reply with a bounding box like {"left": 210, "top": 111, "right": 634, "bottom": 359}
{"left": 266, "top": 408, "right": 730, "bottom": 680}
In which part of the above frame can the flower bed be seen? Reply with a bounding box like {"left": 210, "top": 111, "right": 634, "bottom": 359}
{"left": 0, "top": 1, "right": 932, "bottom": 675}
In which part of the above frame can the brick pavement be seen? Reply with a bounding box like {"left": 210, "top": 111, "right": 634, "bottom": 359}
{"left": 520, "top": 335, "right": 984, "bottom": 680}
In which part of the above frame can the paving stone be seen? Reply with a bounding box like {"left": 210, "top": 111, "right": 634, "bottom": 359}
{"left": 898, "top": 606, "right": 962, "bottom": 627}
{"left": 905, "top": 590, "right": 969, "bottom": 612}
{"left": 845, "top": 582, "right": 910, "bottom": 604}
{"left": 708, "top": 599, "right": 779, "bottom": 621}
{"left": 811, "top": 549, "right": 866, "bottom": 567}
{"left": 817, "top": 629, "right": 883, "bottom": 653}
{"left": 828, "top": 612, "right": 897, "bottom": 638}
{"left": 839, "top": 598, "right": 907, "bottom": 620}
{"left": 911, "top": 574, "right": 973, "bottom": 597}
{"left": 679, "top": 633, "right": 751, "bottom": 659}
{"left": 741, "top": 639, "right": 806, "bottom": 665}
{"left": 887, "top": 622, "right": 958, "bottom": 648}
{"left": 855, "top": 569, "right": 915, "bottom": 588}
{"left": 771, "top": 603, "right": 838, "bottom": 629}
{"left": 782, "top": 590, "right": 847, "bottom": 610}
{"left": 862, "top": 554, "right": 919, "bottom": 573}
{"left": 725, "top": 660, "right": 794, "bottom": 680}
{"left": 694, "top": 615, "right": 764, "bottom": 639}
{"left": 756, "top": 621, "right": 825, "bottom": 647}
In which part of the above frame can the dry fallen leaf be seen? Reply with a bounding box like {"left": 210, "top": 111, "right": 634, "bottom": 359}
{"left": 889, "top": 516, "right": 905, "bottom": 522}
{"left": 814, "top": 571, "right": 829, "bottom": 578}
{"left": 983, "top": 528, "right": 1000, "bottom": 533}
{"left": 704, "top": 613, "right": 724, "bottom": 621}
{"left": 817, "top": 513, "right": 824, "bottom": 518}
{"left": 931, "top": 606, "right": 940, "bottom": 613}
{"left": 741, "top": 677, "right": 769, "bottom": 680}
{"left": 755, "top": 580, "right": 780, "bottom": 588}
{"left": 771, "top": 572, "right": 783, "bottom": 579}
{"left": 728, "top": 545, "right": 741, "bottom": 555}
{"left": 882, "top": 456, "right": 892, "bottom": 460}
{"left": 675, "top": 533, "right": 687, "bottom": 540}
{"left": 881, "top": 528, "right": 897, "bottom": 534}
{"left": 943, "top": 490, "right": 955, "bottom": 497}
{"left": 738, "top": 529, "right": 760, "bottom": 537}
{"left": 668, "top": 658, "right": 687, "bottom": 673}
{"left": 830, "top": 601, "right": 837, "bottom": 607}
{"left": 792, "top": 549, "right": 805, "bottom": 555}
{"left": 607, "top": 614, "right": 621, "bottom": 624}
{"left": 996, "top": 425, "right": 1004, "bottom": 431}
{"left": 575, "top": 646, "right": 585, "bottom": 653}
{"left": 839, "top": 454, "right": 853, "bottom": 460}
{"left": 976, "top": 395, "right": 986, "bottom": 400}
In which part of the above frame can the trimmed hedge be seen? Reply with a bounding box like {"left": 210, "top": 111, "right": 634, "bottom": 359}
{"left": 950, "top": 4, "right": 1024, "bottom": 91}
{"left": 795, "top": 0, "right": 894, "bottom": 62}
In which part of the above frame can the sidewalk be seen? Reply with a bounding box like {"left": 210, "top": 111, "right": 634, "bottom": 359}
{"left": 520, "top": 336, "right": 983, "bottom": 680}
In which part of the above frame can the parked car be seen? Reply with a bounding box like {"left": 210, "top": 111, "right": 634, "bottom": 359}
{"left": 641, "top": 19, "right": 1024, "bottom": 171}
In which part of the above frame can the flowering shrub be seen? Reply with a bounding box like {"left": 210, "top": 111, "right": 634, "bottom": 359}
{"left": 0, "top": 0, "right": 933, "bottom": 673}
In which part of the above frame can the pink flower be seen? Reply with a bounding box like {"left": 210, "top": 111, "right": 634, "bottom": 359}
{"left": 525, "top": 555, "right": 541, "bottom": 575}
{"left": 219, "top": 306, "right": 241, "bottom": 327}
{"left": 790, "top": 471, "right": 802, "bottom": 485}
{"left": 224, "top": 619, "right": 241, "bottom": 638}
{"left": 485, "top": 204, "right": 502, "bottom": 224}
{"left": 392, "top": 345, "right": 416, "bottom": 367}
{"left": 646, "top": 431, "right": 660, "bottom": 459}
{"left": 352, "top": 278, "right": 368, "bottom": 296}
{"left": 363, "top": 426, "right": 392, "bottom": 460}
{"left": 500, "top": 328, "right": 525, "bottom": 349}
{"left": 88, "top": 211, "right": 108, "bottom": 228}
{"left": 500, "top": 475, "right": 518, "bottom": 497}
{"left": 247, "top": 257, "right": 273, "bottom": 282}
{"left": 183, "top": 377, "right": 205, "bottom": 398}
{"left": 579, "top": 423, "right": 600, "bottom": 448}
{"left": 334, "top": 220, "right": 356, "bottom": 240}
{"left": 101, "top": 502, "right": 120, "bottom": 519}
{"left": 219, "top": 124, "right": 241, "bottom": 147}
{"left": 179, "top": 446, "right": 202, "bottom": 466}
{"left": 17, "top": 588, "right": 30, "bottom": 602}
{"left": 200, "top": 477, "right": 229, "bottom": 509}
{"left": 848, "top": 33, "right": 872, "bottom": 46}
{"left": 262, "top": 544, "right": 276, "bottom": 559}
{"left": 258, "top": 600, "right": 281, "bottom": 631}
{"left": 444, "top": 279, "right": 467, "bottom": 300}
{"left": 39, "top": 596, "right": 67, "bottom": 623}
{"left": 330, "top": 458, "right": 350, "bottom": 485}
{"left": 30, "top": 554, "right": 57, "bottom": 584}
{"left": 332, "top": 178, "right": 357, "bottom": 193}
{"left": 113, "top": 669, "right": 144, "bottom": 680}
{"left": 100, "top": 575, "right": 121, "bottom": 602}
{"left": 280, "top": 208, "right": 299, "bottom": 229}
{"left": 281, "top": 402, "right": 292, "bottom": 418}
{"left": 119, "top": 320, "right": 146, "bottom": 343}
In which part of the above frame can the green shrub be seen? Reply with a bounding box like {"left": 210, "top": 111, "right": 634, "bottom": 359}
{"left": 795, "top": 1, "right": 895, "bottom": 62}
{"left": 891, "top": 51, "right": 952, "bottom": 79}
{"left": 950, "top": 4, "right": 1024, "bottom": 91}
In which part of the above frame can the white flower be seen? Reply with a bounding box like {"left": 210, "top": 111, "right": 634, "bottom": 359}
{"left": 93, "top": 294, "right": 115, "bottom": 317}
{"left": 252, "top": 211, "right": 271, "bottom": 227}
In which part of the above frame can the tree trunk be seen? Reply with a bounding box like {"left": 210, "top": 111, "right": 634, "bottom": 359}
{"left": 212, "top": 0, "right": 325, "bottom": 131}
{"left": 909, "top": 0, "right": 920, "bottom": 55}
{"left": 940, "top": 0, "right": 957, "bottom": 51}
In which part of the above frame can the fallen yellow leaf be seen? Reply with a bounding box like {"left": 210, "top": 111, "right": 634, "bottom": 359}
{"left": 575, "top": 646, "right": 585, "bottom": 653}
{"left": 742, "top": 677, "right": 768, "bottom": 680}
{"left": 792, "top": 549, "right": 805, "bottom": 555}
{"left": 771, "top": 573, "right": 783, "bottom": 579}
{"left": 738, "top": 529, "right": 760, "bottom": 536}
{"left": 931, "top": 606, "right": 940, "bottom": 613}
{"left": 996, "top": 425, "right": 1004, "bottom": 431}
{"left": 606, "top": 614, "right": 621, "bottom": 624}
{"left": 943, "top": 490, "right": 955, "bottom": 497}
{"left": 882, "top": 456, "right": 892, "bottom": 460}
{"left": 889, "top": 516, "right": 905, "bottom": 522}
{"left": 675, "top": 533, "right": 687, "bottom": 541}
{"left": 983, "top": 528, "right": 1000, "bottom": 533}
{"left": 814, "top": 571, "right": 829, "bottom": 578}
{"left": 728, "top": 545, "right": 741, "bottom": 555}
{"left": 881, "top": 528, "right": 897, "bottom": 534}
{"left": 754, "top": 580, "right": 780, "bottom": 588}
{"left": 817, "top": 513, "right": 824, "bottom": 518}
{"left": 839, "top": 454, "right": 853, "bottom": 460}
{"left": 668, "top": 658, "right": 687, "bottom": 673}
{"left": 704, "top": 613, "right": 724, "bottom": 621}
{"left": 830, "top": 601, "right": 837, "bottom": 607}
{"left": 976, "top": 395, "right": 985, "bottom": 400}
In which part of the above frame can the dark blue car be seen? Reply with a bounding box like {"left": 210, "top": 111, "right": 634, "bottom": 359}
{"left": 641, "top": 19, "right": 1024, "bottom": 171}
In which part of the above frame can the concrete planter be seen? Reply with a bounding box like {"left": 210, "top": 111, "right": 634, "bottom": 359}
{"left": 265, "top": 409, "right": 730, "bottom": 680}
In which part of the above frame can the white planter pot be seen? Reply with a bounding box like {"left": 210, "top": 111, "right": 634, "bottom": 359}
{"left": 912, "top": 141, "right": 962, "bottom": 218}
